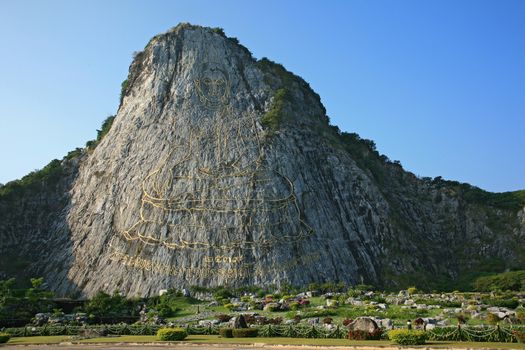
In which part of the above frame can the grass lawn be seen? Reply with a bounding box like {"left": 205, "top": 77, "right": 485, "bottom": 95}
{"left": 6, "top": 335, "right": 525, "bottom": 348}
{"left": 7, "top": 335, "right": 73, "bottom": 344}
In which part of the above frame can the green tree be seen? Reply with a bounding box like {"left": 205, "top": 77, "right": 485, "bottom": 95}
{"left": 83, "top": 291, "right": 128, "bottom": 317}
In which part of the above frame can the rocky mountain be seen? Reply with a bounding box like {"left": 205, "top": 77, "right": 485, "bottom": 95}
{"left": 1, "top": 24, "right": 524, "bottom": 297}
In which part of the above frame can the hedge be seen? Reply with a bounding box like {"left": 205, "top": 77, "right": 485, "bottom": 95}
{"left": 219, "top": 328, "right": 233, "bottom": 338}
{"left": 157, "top": 328, "right": 187, "bottom": 341}
{"left": 0, "top": 332, "right": 11, "bottom": 343}
{"left": 232, "top": 328, "right": 258, "bottom": 337}
{"left": 426, "top": 325, "right": 525, "bottom": 343}
{"left": 388, "top": 330, "right": 427, "bottom": 345}
{"left": 2, "top": 324, "right": 525, "bottom": 342}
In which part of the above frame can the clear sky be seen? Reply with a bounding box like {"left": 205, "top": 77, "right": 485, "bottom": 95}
{"left": 0, "top": 0, "right": 523, "bottom": 192}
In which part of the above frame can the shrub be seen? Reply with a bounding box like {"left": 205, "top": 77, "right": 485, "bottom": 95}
{"left": 120, "top": 79, "right": 129, "bottom": 103}
{"left": 407, "top": 287, "right": 418, "bottom": 295}
{"left": 414, "top": 318, "right": 425, "bottom": 326}
{"left": 83, "top": 290, "right": 132, "bottom": 317}
{"left": 224, "top": 303, "right": 235, "bottom": 311}
{"left": 289, "top": 301, "right": 300, "bottom": 310}
{"left": 261, "top": 88, "right": 288, "bottom": 132}
{"left": 0, "top": 333, "right": 10, "bottom": 343}
{"left": 342, "top": 318, "right": 353, "bottom": 326}
{"left": 219, "top": 328, "right": 234, "bottom": 338}
{"left": 157, "top": 328, "right": 187, "bottom": 341}
{"left": 212, "top": 287, "right": 233, "bottom": 302}
{"left": 512, "top": 330, "right": 525, "bottom": 343}
{"left": 232, "top": 328, "right": 258, "bottom": 338}
{"left": 486, "top": 313, "right": 501, "bottom": 325}
{"left": 474, "top": 270, "right": 525, "bottom": 291}
{"left": 456, "top": 314, "right": 468, "bottom": 324}
{"left": 517, "top": 309, "right": 525, "bottom": 324}
{"left": 264, "top": 303, "right": 280, "bottom": 312}
{"left": 210, "top": 27, "right": 225, "bottom": 36}
{"left": 388, "top": 330, "right": 427, "bottom": 345}
{"left": 348, "top": 329, "right": 382, "bottom": 340}
{"left": 268, "top": 317, "right": 283, "bottom": 325}
{"left": 482, "top": 298, "right": 520, "bottom": 309}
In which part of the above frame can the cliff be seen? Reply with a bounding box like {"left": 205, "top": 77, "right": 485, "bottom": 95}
{"left": 1, "top": 24, "right": 524, "bottom": 297}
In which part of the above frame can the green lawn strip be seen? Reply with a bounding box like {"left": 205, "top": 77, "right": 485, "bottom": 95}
{"left": 78, "top": 335, "right": 158, "bottom": 343}
{"left": 7, "top": 335, "right": 525, "bottom": 348}
{"left": 7, "top": 335, "right": 72, "bottom": 344}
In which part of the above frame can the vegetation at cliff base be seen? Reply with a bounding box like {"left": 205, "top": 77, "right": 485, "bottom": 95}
{"left": 473, "top": 270, "right": 525, "bottom": 292}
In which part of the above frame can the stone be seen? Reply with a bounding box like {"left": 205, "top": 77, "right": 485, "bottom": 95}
{"left": 232, "top": 315, "right": 248, "bottom": 329}
{"left": 398, "top": 290, "right": 409, "bottom": 298}
{"left": 347, "top": 299, "right": 364, "bottom": 307}
{"left": 348, "top": 317, "right": 379, "bottom": 333}
{"left": 496, "top": 312, "right": 507, "bottom": 319}
{"left": 422, "top": 318, "right": 437, "bottom": 324}
{"left": 376, "top": 318, "right": 393, "bottom": 329}
{"left": 307, "top": 317, "right": 320, "bottom": 325}
{"left": 326, "top": 299, "right": 338, "bottom": 307}
{"left": 33, "top": 313, "right": 50, "bottom": 326}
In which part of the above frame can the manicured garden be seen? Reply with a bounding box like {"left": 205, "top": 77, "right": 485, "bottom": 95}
{"left": 1, "top": 275, "right": 525, "bottom": 347}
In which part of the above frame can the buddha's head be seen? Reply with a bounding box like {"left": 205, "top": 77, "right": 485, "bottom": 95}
{"left": 195, "top": 62, "right": 230, "bottom": 110}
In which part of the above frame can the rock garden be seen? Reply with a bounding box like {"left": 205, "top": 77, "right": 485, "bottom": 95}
{"left": 1, "top": 277, "right": 525, "bottom": 345}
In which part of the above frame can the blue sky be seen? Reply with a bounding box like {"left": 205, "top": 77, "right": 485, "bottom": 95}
{"left": 0, "top": 0, "right": 523, "bottom": 192}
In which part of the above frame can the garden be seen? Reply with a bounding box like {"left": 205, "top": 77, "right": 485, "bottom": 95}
{"left": 1, "top": 274, "right": 525, "bottom": 346}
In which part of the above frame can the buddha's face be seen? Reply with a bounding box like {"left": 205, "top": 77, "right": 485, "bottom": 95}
{"left": 195, "top": 63, "right": 230, "bottom": 109}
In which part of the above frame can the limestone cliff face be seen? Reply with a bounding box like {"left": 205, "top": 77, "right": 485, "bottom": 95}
{"left": 1, "top": 24, "right": 524, "bottom": 296}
